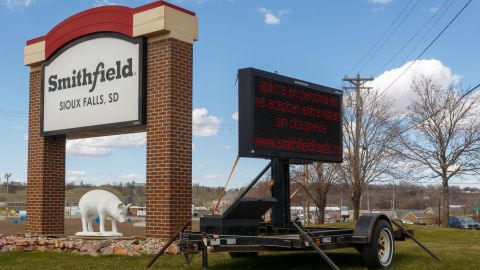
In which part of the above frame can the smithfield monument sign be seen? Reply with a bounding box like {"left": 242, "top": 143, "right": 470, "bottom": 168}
{"left": 24, "top": 1, "right": 198, "bottom": 240}
{"left": 42, "top": 33, "right": 145, "bottom": 136}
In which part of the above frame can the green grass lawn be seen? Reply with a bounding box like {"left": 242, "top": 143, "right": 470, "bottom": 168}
{"left": 0, "top": 224, "right": 479, "bottom": 270}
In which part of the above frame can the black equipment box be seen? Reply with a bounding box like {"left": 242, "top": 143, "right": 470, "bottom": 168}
{"left": 200, "top": 197, "right": 276, "bottom": 235}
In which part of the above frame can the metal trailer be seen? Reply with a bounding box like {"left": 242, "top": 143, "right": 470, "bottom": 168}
{"left": 180, "top": 213, "right": 405, "bottom": 269}
{"left": 180, "top": 214, "right": 406, "bottom": 269}
{"left": 148, "top": 161, "right": 440, "bottom": 270}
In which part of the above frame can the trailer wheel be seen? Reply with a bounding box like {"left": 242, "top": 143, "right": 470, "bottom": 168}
{"left": 229, "top": 252, "right": 258, "bottom": 258}
{"left": 362, "top": 220, "right": 394, "bottom": 269}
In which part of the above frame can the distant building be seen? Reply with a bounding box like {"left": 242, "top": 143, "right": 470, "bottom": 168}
{"left": 402, "top": 212, "right": 435, "bottom": 225}
{"left": 192, "top": 206, "right": 209, "bottom": 218}
{"left": 359, "top": 208, "right": 437, "bottom": 224}
{"left": 128, "top": 206, "right": 146, "bottom": 216}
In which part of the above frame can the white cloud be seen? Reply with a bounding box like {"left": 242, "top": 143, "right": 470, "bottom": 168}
{"left": 118, "top": 173, "right": 144, "bottom": 182}
{"left": 257, "top": 7, "right": 290, "bottom": 25}
{"left": 369, "top": 0, "right": 393, "bottom": 4}
{"left": 66, "top": 133, "right": 146, "bottom": 157}
{"left": 0, "top": 0, "right": 36, "bottom": 10}
{"left": 66, "top": 107, "right": 220, "bottom": 156}
{"left": 369, "top": 59, "right": 460, "bottom": 112}
{"left": 66, "top": 170, "right": 86, "bottom": 182}
{"left": 173, "top": 0, "right": 236, "bottom": 4}
{"left": 264, "top": 13, "right": 280, "bottom": 25}
{"left": 193, "top": 108, "right": 220, "bottom": 137}
{"left": 172, "top": 0, "right": 208, "bottom": 4}
{"left": 430, "top": 6, "right": 439, "bottom": 14}
{"left": 371, "top": 7, "right": 384, "bottom": 12}
{"left": 224, "top": 145, "right": 231, "bottom": 150}
{"left": 231, "top": 112, "right": 239, "bottom": 121}
{"left": 93, "top": 0, "right": 117, "bottom": 7}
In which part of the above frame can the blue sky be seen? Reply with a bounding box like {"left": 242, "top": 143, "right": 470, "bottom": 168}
{"left": 0, "top": 0, "right": 479, "bottom": 188}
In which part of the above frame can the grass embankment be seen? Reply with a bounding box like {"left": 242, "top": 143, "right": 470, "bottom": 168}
{"left": 0, "top": 224, "right": 479, "bottom": 270}
{"left": 0, "top": 186, "right": 124, "bottom": 205}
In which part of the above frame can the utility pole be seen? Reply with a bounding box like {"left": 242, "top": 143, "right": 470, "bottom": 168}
{"left": 392, "top": 180, "right": 395, "bottom": 219}
{"left": 3, "top": 173, "right": 12, "bottom": 217}
{"left": 3, "top": 173, "right": 11, "bottom": 195}
{"left": 340, "top": 189, "right": 343, "bottom": 221}
{"left": 342, "top": 74, "right": 373, "bottom": 219}
{"left": 366, "top": 184, "right": 370, "bottom": 212}
{"left": 303, "top": 164, "right": 310, "bottom": 225}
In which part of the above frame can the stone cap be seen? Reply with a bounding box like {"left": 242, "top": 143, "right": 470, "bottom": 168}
{"left": 24, "top": 1, "right": 198, "bottom": 66}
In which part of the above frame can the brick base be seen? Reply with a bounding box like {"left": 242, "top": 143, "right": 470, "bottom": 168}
{"left": 146, "top": 38, "right": 193, "bottom": 239}
{"left": 26, "top": 70, "right": 66, "bottom": 235}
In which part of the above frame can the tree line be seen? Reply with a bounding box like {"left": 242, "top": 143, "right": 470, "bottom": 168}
{"left": 287, "top": 78, "right": 480, "bottom": 226}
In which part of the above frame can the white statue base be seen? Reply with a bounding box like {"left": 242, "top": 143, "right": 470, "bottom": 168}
{"left": 75, "top": 232, "right": 123, "bottom": 237}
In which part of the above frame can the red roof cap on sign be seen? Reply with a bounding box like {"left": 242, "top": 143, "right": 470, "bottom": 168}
{"left": 25, "top": 1, "right": 195, "bottom": 59}
{"left": 134, "top": 1, "right": 195, "bottom": 15}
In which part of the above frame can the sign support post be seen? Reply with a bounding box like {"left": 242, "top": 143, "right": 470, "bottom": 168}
{"left": 271, "top": 159, "right": 291, "bottom": 228}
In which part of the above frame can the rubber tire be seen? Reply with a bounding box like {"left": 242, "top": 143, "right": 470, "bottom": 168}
{"left": 229, "top": 252, "right": 259, "bottom": 258}
{"left": 362, "top": 220, "right": 395, "bottom": 269}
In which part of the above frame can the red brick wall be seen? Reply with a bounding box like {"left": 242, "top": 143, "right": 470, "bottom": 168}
{"left": 146, "top": 38, "right": 193, "bottom": 239}
{"left": 26, "top": 69, "right": 66, "bottom": 235}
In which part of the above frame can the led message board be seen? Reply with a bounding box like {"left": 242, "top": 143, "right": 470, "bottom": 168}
{"left": 238, "top": 68, "right": 343, "bottom": 162}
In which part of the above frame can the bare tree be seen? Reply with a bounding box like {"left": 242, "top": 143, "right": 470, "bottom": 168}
{"left": 311, "top": 163, "right": 339, "bottom": 223}
{"left": 291, "top": 164, "right": 338, "bottom": 224}
{"left": 399, "top": 78, "right": 480, "bottom": 226}
{"left": 339, "top": 87, "right": 401, "bottom": 220}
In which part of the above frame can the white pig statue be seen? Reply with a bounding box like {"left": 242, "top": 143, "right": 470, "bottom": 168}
{"left": 76, "top": 189, "right": 131, "bottom": 236}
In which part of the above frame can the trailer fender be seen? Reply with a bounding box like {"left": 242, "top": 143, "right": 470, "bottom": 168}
{"left": 351, "top": 213, "right": 391, "bottom": 244}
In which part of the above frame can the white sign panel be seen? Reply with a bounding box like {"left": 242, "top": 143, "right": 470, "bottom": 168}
{"left": 42, "top": 33, "right": 145, "bottom": 136}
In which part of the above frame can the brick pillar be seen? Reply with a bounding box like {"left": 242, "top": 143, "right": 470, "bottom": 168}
{"left": 26, "top": 69, "right": 66, "bottom": 235}
{"left": 146, "top": 38, "right": 193, "bottom": 239}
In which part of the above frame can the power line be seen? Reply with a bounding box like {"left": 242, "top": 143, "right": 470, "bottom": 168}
{"left": 0, "top": 109, "right": 24, "bottom": 112}
{"left": 375, "top": 0, "right": 453, "bottom": 75}
{"left": 0, "top": 107, "right": 28, "bottom": 118}
{"left": 0, "top": 109, "right": 26, "bottom": 114}
{"left": 377, "top": 0, "right": 472, "bottom": 98}
{"left": 374, "top": 82, "right": 480, "bottom": 192}
{"left": 358, "top": 0, "right": 421, "bottom": 74}
{"left": 399, "top": 0, "right": 456, "bottom": 66}
{"left": 369, "top": 179, "right": 480, "bottom": 186}
{"left": 416, "top": 182, "right": 480, "bottom": 186}
{"left": 394, "top": 82, "right": 480, "bottom": 138}
{"left": 347, "top": 0, "right": 416, "bottom": 75}
{"left": 0, "top": 114, "right": 26, "bottom": 118}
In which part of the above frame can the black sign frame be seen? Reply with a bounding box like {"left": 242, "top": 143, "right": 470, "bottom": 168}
{"left": 238, "top": 68, "right": 343, "bottom": 162}
{"left": 40, "top": 32, "right": 147, "bottom": 137}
